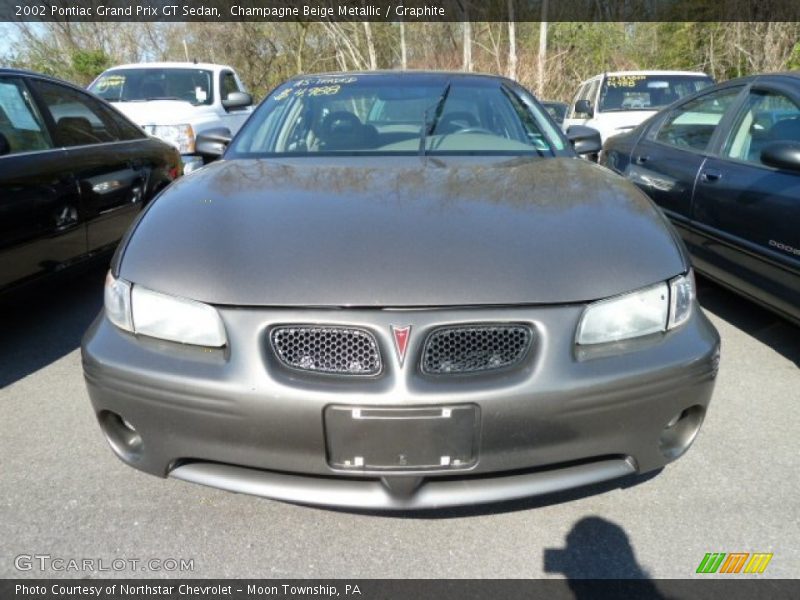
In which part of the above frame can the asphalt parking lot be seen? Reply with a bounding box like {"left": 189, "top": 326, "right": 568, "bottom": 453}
{"left": 0, "top": 263, "right": 797, "bottom": 580}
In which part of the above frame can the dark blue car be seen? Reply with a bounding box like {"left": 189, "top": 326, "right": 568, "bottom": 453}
{"left": 601, "top": 72, "right": 800, "bottom": 325}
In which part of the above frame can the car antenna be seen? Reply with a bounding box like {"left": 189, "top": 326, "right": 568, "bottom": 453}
{"left": 418, "top": 80, "right": 452, "bottom": 162}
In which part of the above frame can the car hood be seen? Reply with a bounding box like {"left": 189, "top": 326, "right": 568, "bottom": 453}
{"left": 118, "top": 156, "right": 686, "bottom": 307}
{"left": 593, "top": 111, "right": 657, "bottom": 140}
{"left": 110, "top": 100, "right": 213, "bottom": 126}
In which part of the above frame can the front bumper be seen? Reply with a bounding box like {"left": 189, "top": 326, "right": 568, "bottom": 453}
{"left": 82, "top": 303, "right": 720, "bottom": 509}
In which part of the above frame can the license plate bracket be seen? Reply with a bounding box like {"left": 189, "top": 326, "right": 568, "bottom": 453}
{"left": 324, "top": 405, "right": 479, "bottom": 471}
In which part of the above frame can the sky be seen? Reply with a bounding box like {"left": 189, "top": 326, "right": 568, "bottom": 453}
{"left": 0, "top": 23, "right": 19, "bottom": 59}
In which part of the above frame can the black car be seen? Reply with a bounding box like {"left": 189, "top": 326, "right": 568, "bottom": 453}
{"left": 601, "top": 72, "right": 800, "bottom": 325}
{"left": 0, "top": 68, "right": 181, "bottom": 293}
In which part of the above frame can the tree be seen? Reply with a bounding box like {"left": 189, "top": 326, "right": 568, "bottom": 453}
{"left": 6, "top": 20, "right": 798, "bottom": 103}
{"left": 71, "top": 49, "right": 112, "bottom": 84}
{"left": 536, "top": 0, "right": 548, "bottom": 95}
{"left": 507, "top": 0, "right": 517, "bottom": 80}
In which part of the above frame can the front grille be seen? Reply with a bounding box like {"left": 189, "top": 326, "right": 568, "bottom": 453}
{"left": 421, "top": 324, "right": 533, "bottom": 375}
{"left": 270, "top": 326, "right": 381, "bottom": 376}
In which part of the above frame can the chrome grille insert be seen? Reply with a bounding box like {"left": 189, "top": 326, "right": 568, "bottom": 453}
{"left": 421, "top": 324, "right": 533, "bottom": 375}
{"left": 270, "top": 326, "right": 381, "bottom": 376}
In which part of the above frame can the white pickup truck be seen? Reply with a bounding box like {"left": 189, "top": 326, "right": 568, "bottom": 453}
{"left": 89, "top": 62, "right": 253, "bottom": 173}
{"left": 564, "top": 70, "right": 714, "bottom": 144}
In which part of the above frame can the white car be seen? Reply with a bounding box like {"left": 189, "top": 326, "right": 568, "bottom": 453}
{"left": 565, "top": 70, "right": 713, "bottom": 144}
{"left": 89, "top": 62, "right": 253, "bottom": 173}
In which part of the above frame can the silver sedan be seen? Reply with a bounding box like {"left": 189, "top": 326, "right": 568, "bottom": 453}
{"left": 82, "top": 72, "right": 720, "bottom": 510}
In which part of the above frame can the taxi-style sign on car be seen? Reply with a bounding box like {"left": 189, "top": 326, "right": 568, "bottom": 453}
{"left": 81, "top": 72, "right": 720, "bottom": 510}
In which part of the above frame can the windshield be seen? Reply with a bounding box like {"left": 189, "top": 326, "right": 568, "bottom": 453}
{"left": 598, "top": 75, "right": 713, "bottom": 112}
{"left": 228, "top": 75, "right": 566, "bottom": 157}
{"left": 89, "top": 68, "right": 214, "bottom": 105}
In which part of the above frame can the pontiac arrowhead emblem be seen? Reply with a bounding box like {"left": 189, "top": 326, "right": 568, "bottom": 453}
{"left": 391, "top": 325, "right": 411, "bottom": 366}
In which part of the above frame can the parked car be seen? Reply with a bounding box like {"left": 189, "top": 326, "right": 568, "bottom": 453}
{"left": 542, "top": 100, "right": 568, "bottom": 127}
{"left": 0, "top": 68, "right": 181, "bottom": 294}
{"left": 88, "top": 62, "right": 253, "bottom": 173}
{"left": 566, "top": 70, "right": 714, "bottom": 144}
{"left": 601, "top": 73, "right": 800, "bottom": 326}
{"left": 82, "top": 72, "right": 719, "bottom": 510}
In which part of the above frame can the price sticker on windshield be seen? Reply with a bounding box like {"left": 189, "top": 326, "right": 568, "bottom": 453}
{"left": 274, "top": 84, "right": 343, "bottom": 101}
{"left": 307, "top": 85, "right": 341, "bottom": 97}
{"left": 94, "top": 75, "right": 124, "bottom": 91}
{"left": 607, "top": 75, "right": 646, "bottom": 88}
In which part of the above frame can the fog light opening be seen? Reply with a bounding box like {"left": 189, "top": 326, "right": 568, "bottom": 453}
{"left": 659, "top": 405, "right": 704, "bottom": 460}
{"left": 98, "top": 410, "right": 144, "bottom": 462}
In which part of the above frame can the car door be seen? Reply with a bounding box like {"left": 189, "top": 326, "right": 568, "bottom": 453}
{"left": 625, "top": 85, "right": 745, "bottom": 229}
{"left": 29, "top": 78, "right": 147, "bottom": 252}
{"left": 692, "top": 83, "right": 800, "bottom": 320}
{"left": 0, "top": 75, "right": 86, "bottom": 290}
{"left": 565, "top": 80, "right": 593, "bottom": 130}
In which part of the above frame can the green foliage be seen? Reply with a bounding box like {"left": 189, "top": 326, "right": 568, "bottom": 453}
{"left": 70, "top": 50, "right": 112, "bottom": 84}
{"left": 788, "top": 42, "right": 800, "bottom": 70}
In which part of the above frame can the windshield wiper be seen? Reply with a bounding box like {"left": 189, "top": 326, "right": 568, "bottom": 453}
{"left": 418, "top": 81, "right": 452, "bottom": 158}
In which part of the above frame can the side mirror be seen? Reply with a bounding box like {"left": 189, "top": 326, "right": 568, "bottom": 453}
{"left": 222, "top": 91, "right": 253, "bottom": 111}
{"left": 761, "top": 141, "right": 800, "bottom": 172}
{"left": 195, "top": 127, "right": 232, "bottom": 160}
{"left": 0, "top": 132, "right": 10, "bottom": 156}
{"left": 567, "top": 125, "right": 602, "bottom": 158}
{"left": 574, "top": 99, "right": 594, "bottom": 117}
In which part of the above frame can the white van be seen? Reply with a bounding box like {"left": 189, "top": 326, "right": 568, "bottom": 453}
{"left": 565, "top": 70, "right": 713, "bottom": 144}
{"left": 89, "top": 62, "right": 254, "bottom": 173}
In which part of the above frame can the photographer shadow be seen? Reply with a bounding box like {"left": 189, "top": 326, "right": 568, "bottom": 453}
{"left": 544, "top": 516, "right": 670, "bottom": 599}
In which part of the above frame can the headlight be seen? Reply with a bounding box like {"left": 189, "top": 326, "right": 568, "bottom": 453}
{"left": 103, "top": 272, "right": 226, "bottom": 347}
{"left": 144, "top": 124, "right": 195, "bottom": 154}
{"left": 577, "top": 282, "right": 668, "bottom": 345}
{"left": 104, "top": 272, "right": 132, "bottom": 331}
{"left": 576, "top": 272, "right": 695, "bottom": 345}
{"left": 668, "top": 272, "right": 695, "bottom": 329}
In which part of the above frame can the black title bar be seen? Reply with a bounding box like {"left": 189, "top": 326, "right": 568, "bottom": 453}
{"left": 2, "top": 579, "right": 800, "bottom": 600}
{"left": 2, "top": 0, "right": 800, "bottom": 22}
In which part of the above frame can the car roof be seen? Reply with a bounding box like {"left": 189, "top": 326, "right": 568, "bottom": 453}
{"left": 606, "top": 70, "right": 710, "bottom": 77}
{"left": 0, "top": 66, "right": 64, "bottom": 80}
{"left": 100, "top": 61, "right": 234, "bottom": 72}
{"left": 650, "top": 71, "right": 800, "bottom": 90}
{"left": 288, "top": 70, "right": 516, "bottom": 84}
{"left": 753, "top": 71, "right": 800, "bottom": 83}
{"left": 578, "top": 70, "right": 711, "bottom": 84}
{"left": 0, "top": 67, "right": 91, "bottom": 91}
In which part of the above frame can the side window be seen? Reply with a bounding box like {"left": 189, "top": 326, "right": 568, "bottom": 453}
{"left": 655, "top": 87, "right": 742, "bottom": 151}
{"left": 569, "top": 83, "right": 588, "bottom": 118}
{"left": 220, "top": 71, "right": 241, "bottom": 101}
{"left": 30, "top": 79, "right": 124, "bottom": 147}
{"left": 725, "top": 90, "right": 800, "bottom": 165}
{"left": 501, "top": 85, "right": 565, "bottom": 152}
{"left": 97, "top": 104, "right": 145, "bottom": 141}
{"left": 586, "top": 79, "right": 601, "bottom": 110}
{"left": 0, "top": 77, "right": 52, "bottom": 155}
{"left": 643, "top": 115, "right": 673, "bottom": 145}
